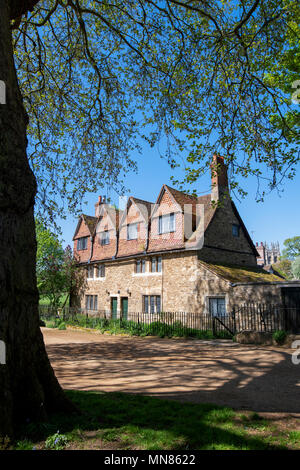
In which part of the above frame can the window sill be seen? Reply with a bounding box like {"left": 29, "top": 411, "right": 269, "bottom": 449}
{"left": 132, "top": 272, "right": 162, "bottom": 277}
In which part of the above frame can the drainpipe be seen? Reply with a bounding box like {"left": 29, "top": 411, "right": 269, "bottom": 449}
{"left": 88, "top": 234, "right": 94, "bottom": 263}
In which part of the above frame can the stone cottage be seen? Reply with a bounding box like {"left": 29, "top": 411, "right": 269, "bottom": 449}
{"left": 72, "top": 155, "right": 300, "bottom": 318}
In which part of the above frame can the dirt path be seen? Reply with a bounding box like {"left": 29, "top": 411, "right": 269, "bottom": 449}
{"left": 43, "top": 327, "right": 300, "bottom": 415}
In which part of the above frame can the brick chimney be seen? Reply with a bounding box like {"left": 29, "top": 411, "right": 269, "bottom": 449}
{"left": 95, "top": 195, "right": 103, "bottom": 217}
{"left": 210, "top": 154, "right": 229, "bottom": 202}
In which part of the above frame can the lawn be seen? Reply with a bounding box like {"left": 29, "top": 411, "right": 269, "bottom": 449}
{"left": 10, "top": 391, "right": 300, "bottom": 450}
{"left": 39, "top": 293, "right": 69, "bottom": 307}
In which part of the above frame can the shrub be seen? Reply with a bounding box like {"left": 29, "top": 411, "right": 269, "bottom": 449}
{"left": 45, "top": 431, "right": 69, "bottom": 450}
{"left": 272, "top": 330, "right": 287, "bottom": 345}
{"left": 58, "top": 322, "right": 66, "bottom": 330}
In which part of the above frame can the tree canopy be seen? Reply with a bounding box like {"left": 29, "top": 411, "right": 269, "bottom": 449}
{"left": 291, "top": 256, "right": 300, "bottom": 279}
{"left": 281, "top": 235, "right": 300, "bottom": 260}
{"left": 36, "top": 220, "right": 85, "bottom": 307}
{"left": 12, "top": 0, "right": 300, "bottom": 224}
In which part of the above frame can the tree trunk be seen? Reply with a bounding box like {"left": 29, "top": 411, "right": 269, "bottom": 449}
{"left": 0, "top": 0, "right": 75, "bottom": 438}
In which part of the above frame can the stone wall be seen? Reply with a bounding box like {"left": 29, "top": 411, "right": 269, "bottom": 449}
{"left": 199, "top": 198, "right": 257, "bottom": 266}
{"left": 73, "top": 251, "right": 287, "bottom": 320}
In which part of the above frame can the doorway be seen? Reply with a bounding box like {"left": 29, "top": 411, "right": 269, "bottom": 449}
{"left": 121, "top": 297, "right": 128, "bottom": 321}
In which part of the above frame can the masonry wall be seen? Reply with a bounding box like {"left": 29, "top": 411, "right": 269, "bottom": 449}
{"left": 232, "top": 284, "right": 283, "bottom": 305}
{"left": 75, "top": 251, "right": 233, "bottom": 315}
{"left": 199, "top": 199, "right": 257, "bottom": 266}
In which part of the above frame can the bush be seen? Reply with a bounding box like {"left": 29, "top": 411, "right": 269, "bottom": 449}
{"left": 58, "top": 322, "right": 66, "bottom": 330}
{"left": 45, "top": 432, "right": 69, "bottom": 450}
{"left": 272, "top": 330, "right": 287, "bottom": 345}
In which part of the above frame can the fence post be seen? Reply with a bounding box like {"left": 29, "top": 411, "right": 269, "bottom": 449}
{"left": 232, "top": 306, "right": 236, "bottom": 334}
{"left": 212, "top": 317, "right": 216, "bottom": 337}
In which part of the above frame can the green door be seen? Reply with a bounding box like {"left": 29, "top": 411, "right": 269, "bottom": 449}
{"left": 111, "top": 297, "right": 118, "bottom": 319}
{"left": 121, "top": 297, "right": 128, "bottom": 321}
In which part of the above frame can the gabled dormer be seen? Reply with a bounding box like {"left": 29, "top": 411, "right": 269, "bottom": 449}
{"left": 117, "top": 196, "right": 152, "bottom": 257}
{"left": 148, "top": 185, "right": 198, "bottom": 253}
{"left": 73, "top": 214, "right": 97, "bottom": 263}
{"left": 92, "top": 202, "right": 122, "bottom": 261}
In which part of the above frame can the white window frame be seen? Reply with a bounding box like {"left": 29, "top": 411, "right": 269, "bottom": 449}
{"left": 100, "top": 230, "right": 110, "bottom": 246}
{"left": 127, "top": 223, "right": 138, "bottom": 240}
{"left": 208, "top": 296, "right": 227, "bottom": 317}
{"left": 143, "top": 295, "right": 161, "bottom": 313}
{"left": 158, "top": 213, "right": 175, "bottom": 234}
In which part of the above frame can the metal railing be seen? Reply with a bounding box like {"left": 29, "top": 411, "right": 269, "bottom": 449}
{"left": 39, "top": 303, "right": 300, "bottom": 337}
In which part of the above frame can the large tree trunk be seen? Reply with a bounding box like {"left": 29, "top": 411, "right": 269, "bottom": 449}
{"left": 0, "top": 0, "right": 74, "bottom": 438}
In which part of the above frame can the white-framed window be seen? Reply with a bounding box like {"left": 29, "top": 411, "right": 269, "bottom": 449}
{"left": 99, "top": 230, "right": 110, "bottom": 245}
{"left": 77, "top": 237, "right": 88, "bottom": 250}
{"left": 127, "top": 223, "right": 138, "bottom": 240}
{"left": 151, "top": 256, "right": 162, "bottom": 273}
{"left": 143, "top": 295, "right": 161, "bottom": 313}
{"left": 96, "top": 264, "right": 105, "bottom": 278}
{"left": 158, "top": 213, "right": 175, "bottom": 234}
{"left": 209, "top": 297, "right": 226, "bottom": 317}
{"left": 85, "top": 295, "right": 98, "bottom": 310}
{"left": 87, "top": 265, "right": 94, "bottom": 279}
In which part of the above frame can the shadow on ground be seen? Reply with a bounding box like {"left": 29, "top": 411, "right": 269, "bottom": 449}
{"left": 17, "top": 390, "right": 290, "bottom": 450}
{"left": 43, "top": 329, "right": 300, "bottom": 413}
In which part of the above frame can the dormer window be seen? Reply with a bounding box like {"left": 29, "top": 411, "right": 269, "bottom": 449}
{"left": 232, "top": 224, "right": 240, "bottom": 237}
{"left": 127, "top": 223, "right": 138, "bottom": 240}
{"left": 77, "top": 236, "right": 88, "bottom": 250}
{"left": 100, "top": 230, "right": 110, "bottom": 245}
{"left": 158, "top": 213, "right": 175, "bottom": 234}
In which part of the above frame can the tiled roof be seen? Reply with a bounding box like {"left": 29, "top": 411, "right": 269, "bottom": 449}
{"left": 200, "top": 261, "right": 285, "bottom": 283}
{"left": 130, "top": 197, "right": 153, "bottom": 221}
{"left": 165, "top": 185, "right": 198, "bottom": 209}
{"left": 82, "top": 214, "right": 98, "bottom": 234}
{"left": 104, "top": 206, "right": 123, "bottom": 230}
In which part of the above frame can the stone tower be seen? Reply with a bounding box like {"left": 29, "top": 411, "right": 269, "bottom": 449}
{"left": 256, "top": 241, "right": 281, "bottom": 266}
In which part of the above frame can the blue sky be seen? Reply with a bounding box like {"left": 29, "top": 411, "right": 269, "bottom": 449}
{"left": 59, "top": 140, "right": 300, "bottom": 254}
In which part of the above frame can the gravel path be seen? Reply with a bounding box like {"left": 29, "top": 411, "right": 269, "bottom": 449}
{"left": 43, "top": 327, "right": 300, "bottom": 414}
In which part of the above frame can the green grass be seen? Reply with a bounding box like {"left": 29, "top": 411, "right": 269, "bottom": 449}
{"left": 11, "top": 391, "right": 300, "bottom": 450}
{"left": 39, "top": 293, "right": 68, "bottom": 307}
